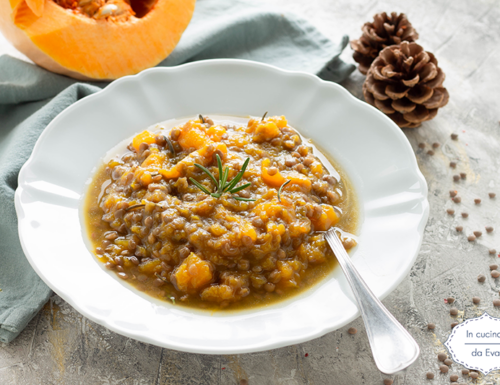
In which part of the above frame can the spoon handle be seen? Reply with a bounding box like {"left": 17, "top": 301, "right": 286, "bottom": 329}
{"left": 325, "top": 229, "right": 420, "bottom": 374}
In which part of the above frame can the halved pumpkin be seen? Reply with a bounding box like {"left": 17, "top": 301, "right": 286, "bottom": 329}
{"left": 0, "top": 0, "right": 195, "bottom": 80}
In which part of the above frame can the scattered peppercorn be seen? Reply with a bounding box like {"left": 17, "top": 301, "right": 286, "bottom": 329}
{"left": 438, "top": 352, "right": 448, "bottom": 361}
{"left": 478, "top": 274, "right": 486, "bottom": 282}
{"left": 474, "top": 231, "right": 482, "bottom": 237}
{"left": 426, "top": 372, "right": 434, "bottom": 379}
{"left": 427, "top": 323, "right": 436, "bottom": 330}
{"left": 453, "top": 197, "right": 461, "bottom": 203}
{"left": 461, "top": 212, "right": 468, "bottom": 218}
{"left": 432, "top": 143, "right": 440, "bottom": 149}
{"left": 427, "top": 150, "right": 435, "bottom": 156}
{"left": 450, "top": 162, "right": 457, "bottom": 168}
{"left": 447, "top": 209, "right": 455, "bottom": 215}
{"left": 489, "top": 192, "right": 496, "bottom": 198}
{"left": 474, "top": 198, "right": 481, "bottom": 204}
{"left": 440, "top": 365, "right": 449, "bottom": 373}
{"left": 418, "top": 143, "right": 425, "bottom": 149}
{"left": 468, "top": 235, "right": 476, "bottom": 242}
{"left": 348, "top": 327, "right": 357, "bottom": 335}
{"left": 486, "top": 226, "right": 494, "bottom": 233}
{"left": 451, "top": 322, "right": 458, "bottom": 328}
{"left": 491, "top": 270, "right": 500, "bottom": 278}
{"left": 456, "top": 226, "right": 463, "bottom": 232}
{"left": 472, "top": 297, "right": 480, "bottom": 304}
{"left": 460, "top": 173, "right": 466, "bottom": 179}
{"left": 453, "top": 175, "right": 460, "bottom": 182}
{"left": 451, "top": 133, "right": 458, "bottom": 140}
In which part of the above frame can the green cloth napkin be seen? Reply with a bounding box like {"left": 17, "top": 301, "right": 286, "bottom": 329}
{"left": 0, "top": 0, "right": 355, "bottom": 343}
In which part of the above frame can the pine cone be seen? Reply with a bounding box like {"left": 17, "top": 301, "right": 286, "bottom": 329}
{"left": 351, "top": 12, "right": 419, "bottom": 75}
{"left": 362, "top": 42, "right": 449, "bottom": 128}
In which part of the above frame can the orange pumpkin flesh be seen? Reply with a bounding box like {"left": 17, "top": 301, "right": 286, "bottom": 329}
{"left": 0, "top": 0, "right": 195, "bottom": 80}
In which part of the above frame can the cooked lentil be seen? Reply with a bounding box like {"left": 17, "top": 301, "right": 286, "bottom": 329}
{"left": 84, "top": 115, "right": 358, "bottom": 310}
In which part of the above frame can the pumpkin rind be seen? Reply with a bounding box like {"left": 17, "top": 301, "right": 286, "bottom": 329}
{"left": 0, "top": 0, "right": 196, "bottom": 80}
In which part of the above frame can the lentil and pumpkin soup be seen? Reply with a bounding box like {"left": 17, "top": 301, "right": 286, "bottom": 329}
{"left": 84, "top": 115, "right": 359, "bottom": 310}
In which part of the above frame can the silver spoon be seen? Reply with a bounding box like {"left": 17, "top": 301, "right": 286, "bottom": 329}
{"left": 325, "top": 228, "right": 420, "bottom": 374}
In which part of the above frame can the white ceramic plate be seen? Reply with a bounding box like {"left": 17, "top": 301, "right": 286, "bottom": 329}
{"left": 15, "top": 59, "right": 429, "bottom": 354}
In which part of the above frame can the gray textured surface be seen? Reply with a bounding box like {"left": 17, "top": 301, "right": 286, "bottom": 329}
{"left": 1, "top": 0, "right": 500, "bottom": 384}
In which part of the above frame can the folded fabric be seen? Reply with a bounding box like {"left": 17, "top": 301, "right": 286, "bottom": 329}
{"left": 0, "top": 0, "right": 355, "bottom": 343}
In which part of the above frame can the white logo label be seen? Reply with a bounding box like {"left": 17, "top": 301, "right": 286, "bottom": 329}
{"left": 445, "top": 313, "right": 500, "bottom": 374}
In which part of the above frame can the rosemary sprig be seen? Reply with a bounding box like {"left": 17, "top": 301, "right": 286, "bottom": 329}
{"left": 233, "top": 197, "right": 255, "bottom": 202}
{"left": 126, "top": 203, "right": 146, "bottom": 211}
{"left": 199, "top": 114, "right": 205, "bottom": 123}
{"left": 194, "top": 163, "right": 218, "bottom": 188}
{"left": 261, "top": 111, "right": 268, "bottom": 121}
{"left": 155, "top": 272, "right": 169, "bottom": 283}
{"left": 188, "top": 178, "right": 212, "bottom": 195}
{"left": 163, "top": 135, "right": 176, "bottom": 157}
{"left": 277, "top": 179, "right": 291, "bottom": 203}
{"left": 189, "top": 154, "right": 255, "bottom": 201}
{"left": 223, "top": 158, "right": 250, "bottom": 192}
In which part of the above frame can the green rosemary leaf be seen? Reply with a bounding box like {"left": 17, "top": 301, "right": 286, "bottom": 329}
{"left": 164, "top": 136, "right": 176, "bottom": 157}
{"left": 194, "top": 163, "right": 218, "bottom": 187}
{"left": 155, "top": 272, "right": 168, "bottom": 282}
{"left": 221, "top": 167, "right": 229, "bottom": 191}
{"left": 241, "top": 157, "right": 250, "bottom": 174}
{"left": 125, "top": 203, "right": 146, "bottom": 211}
{"left": 216, "top": 154, "right": 223, "bottom": 190}
{"left": 223, "top": 158, "right": 249, "bottom": 192}
{"left": 233, "top": 197, "right": 256, "bottom": 202}
{"left": 223, "top": 175, "right": 239, "bottom": 193}
{"left": 190, "top": 156, "right": 253, "bottom": 199}
{"left": 278, "top": 179, "right": 291, "bottom": 202}
{"left": 199, "top": 114, "right": 205, "bottom": 123}
{"left": 189, "top": 177, "right": 211, "bottom": 195}
{"left": 261, "top": 111, "right": 268, "bottom": 121}
{"left": 229, "top": 183, "right": 252, "bottom": 194}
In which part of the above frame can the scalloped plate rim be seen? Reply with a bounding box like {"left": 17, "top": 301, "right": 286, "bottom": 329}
{"left": 15, "top": 59, "right": 429, "bottom": 354}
